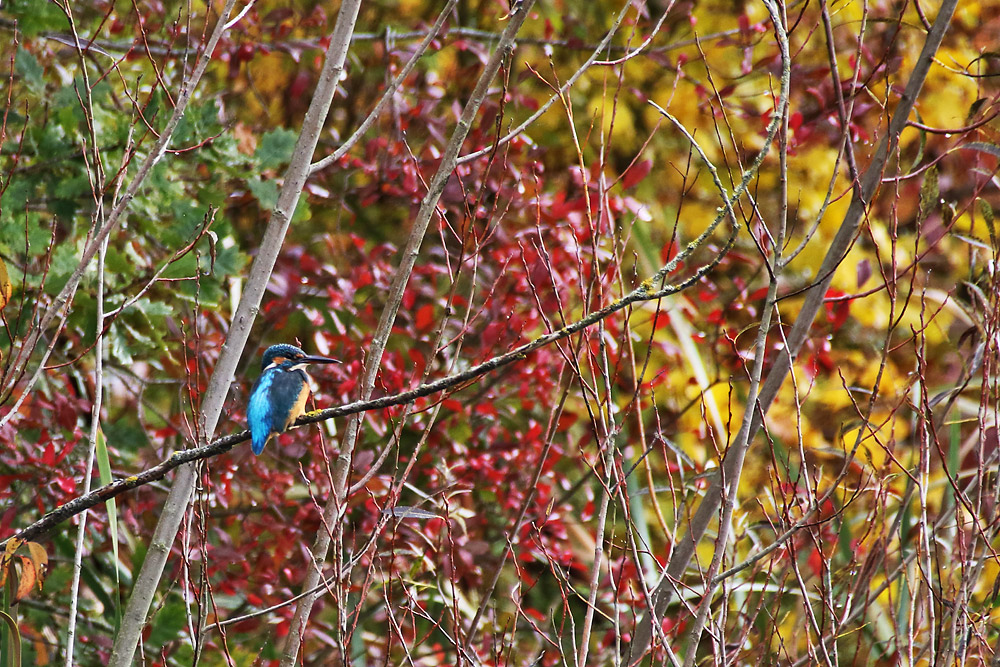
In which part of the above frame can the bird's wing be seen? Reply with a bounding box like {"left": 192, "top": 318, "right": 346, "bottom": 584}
{"left": 269, "top": 368, "right": 311, "bottom": 431}
{"left": 248, "top": 372, "right": 275, "bottom": 455}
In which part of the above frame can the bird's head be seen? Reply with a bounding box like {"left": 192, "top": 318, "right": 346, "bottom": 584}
{"left": 260, "top": 343, "right": 341, "bottom": 371}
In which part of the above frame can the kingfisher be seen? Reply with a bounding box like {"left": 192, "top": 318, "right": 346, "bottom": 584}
{"left": 247, "top": 343, "right": 340, "bottom": 455}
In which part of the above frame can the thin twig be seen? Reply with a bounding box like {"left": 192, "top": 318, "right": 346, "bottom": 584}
{"left": 0, "top": 0, "right": 241, "bottom": 428}
{"left": 308, "top": 0, "right": 460, "bottom": 175}
{"left": 277, "top": 5, "right": 540, "bottom": 663}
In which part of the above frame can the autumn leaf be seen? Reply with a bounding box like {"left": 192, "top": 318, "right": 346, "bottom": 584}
{"left": 0, "top": 256, "right": 12, "bottom": 310}
{"left": 13, "top": 556, "right": 36, "bottom": 603}
{"left": 622, "top": 158, "right": 653, "bottom": 190}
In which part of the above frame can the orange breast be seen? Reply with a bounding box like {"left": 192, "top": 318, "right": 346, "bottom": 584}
{"left": 284, "top": 380, "right": 311, "bottom": 430}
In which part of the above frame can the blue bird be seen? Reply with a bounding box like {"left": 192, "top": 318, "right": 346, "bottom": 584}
{"left": 247, "top": 344, "right": 340, "bottom": 455}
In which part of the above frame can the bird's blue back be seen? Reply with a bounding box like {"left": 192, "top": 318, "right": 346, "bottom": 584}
{"left": 248, "top": 368, "right": 277, "bottom": 455}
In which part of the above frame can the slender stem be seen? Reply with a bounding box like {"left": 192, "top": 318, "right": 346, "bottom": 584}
{"left": 0, "top": 0, "right": 240, "bottom": 426}
{"left": 680, "top": 6, "right": 788, "bottom": 662}
{"left": 309, "top": 0, "right": 459, "bottom": 175}
{"left": 455, "top": 1, "right": 632, "bottom": 166}
{"left": 3, "top": 201, "right": 735, "bottom": 552}
{"left": 65, "top": 239, "right": 106, "bottom": 666}
{"left": 61, "top": 1, "right": 109, "bottom": 658}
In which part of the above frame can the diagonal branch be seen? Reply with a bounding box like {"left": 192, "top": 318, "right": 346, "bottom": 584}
{"left": 308, "top": 0, "right": 459, "bottom": 175}
{"left": 105, "top": 1, "right": 365, "bottom": 664}
{"left": 0, "top": 181, "right": 735, "bottom": 553}
{"left": 277, "top": 3, "right": 543, "bottom": 663}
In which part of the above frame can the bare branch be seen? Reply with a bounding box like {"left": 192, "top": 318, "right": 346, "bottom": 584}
{"left": 0, "top": 0, "right": 241, "bottom": 428}
{"left": 308, "top": 0, "right": 460, "bottom": 175}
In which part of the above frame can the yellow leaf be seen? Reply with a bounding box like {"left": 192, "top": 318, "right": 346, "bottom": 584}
{"left": 13, "top": 556, "right": 36, "bottom": 602}
{"left": 0, "top": 256, "right": 11, "bottom": 309}
{"left": 3, "top": 538, "right": 21, "bottom": 558}
{"left": 25, "top": 543, "right": 46, "bottom": 591}
{"left": 0, "top": 537, "right": 21, "bottom": 587}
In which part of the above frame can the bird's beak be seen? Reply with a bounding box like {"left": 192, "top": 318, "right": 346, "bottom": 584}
{"left": 302, "top": 355, "right": 341, "bottom": 365}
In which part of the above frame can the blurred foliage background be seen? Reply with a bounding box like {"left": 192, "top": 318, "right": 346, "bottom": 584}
{"left": 1, "top": 0, "right": 999, "bottom": 664}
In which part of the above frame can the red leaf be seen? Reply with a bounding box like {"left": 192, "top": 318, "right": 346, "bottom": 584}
{"left": 41, "top": 443, "right": 56, "bottom": 466}
{"left": 622, "top": 159, "right": 652, "bottom": 190}
{"left": 475, "top": 403, "right": 498, "bottom": 417}
{"left": 659, "top": 240, "right": 678, "bottom": 264}
{"left": 856, "top": 258, "right": 871, "bottom": 288}
{"left": 414, "top": 304, "right": 435, "bottom": 332}
{"left": 556, "top": 412, "right": 578, "bottom": 432}
{"left": 407, "top": 348, "right": 425, "bottom": 370}
{"left": 824, "top": 289, "right": 852, "bottom": 330}
{"left": 54, "top": 439, "right": 76, "bottom": 466}
{"left": 789, "top": 111, "right": 804, "bottom": 133}
{"left": 55, "top": 476, "right": 76, "bottom": 495}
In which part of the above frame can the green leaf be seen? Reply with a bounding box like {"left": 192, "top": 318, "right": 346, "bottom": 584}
{"left": 967, "top": 97, "right": 987, "bottom": 123}
{"left": 109, "top": 324, "right": 134, "bottom": 366}
{"left": 292, "top": 199, "right": 311, "bottom": 224}
{"left": 207, "top": 134, "right": 252, "bottom": 172}
{"left": 979, "top": 198, "right": 996, "bottom": 251}
{"left": 103, "top": 420, "right": 150, "bottom": 454}
{"left": 95, "top": 427, "right": 122, "bottom": 633}
{"left": 918, "top": 165, "right": 939, "bottom": 223}
{"left": 53, "top": 84, "right": 87, "bottom": 128}
{"left": 254, "top": 128, "right": 298, "bottom": 169}
{"left": 104, "top": 247, "right": 133, "bottom": 275}
{"left": 161, "top": 253, "right": 197, "bottom": 281}
{"left": 173, "top": 100, "right": 221, "bottom": 148}
{"left": 14, "top": 47, "right": 43, "bottom": 94}
{"left": 45, "top": 241, "right": 81, "bottom": 295}
{"left": 0, "top": 610, "right": 21, "bottom": 667}
{"left": 164, "top": 200, "right": 207, "bottom": 246}
{"left": 131, "top": 298, "right": 172, "bottom": 318}
{"left": 212, "top": 239, "right": 248, "bottom": 277}
{"left": 4, "top": 0, "right": 67, "bottom": 36}
{"left": 41, "top": 564, "right": 72, "bottom": 595}
{"left": 0, "top": 177, "right": 38, "bottom": 235}
{"left": 147, "top": 600, "right": 187, "bottom": 646}
{"left": 247, "top": 177, "right": 279, "bottom": 210}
